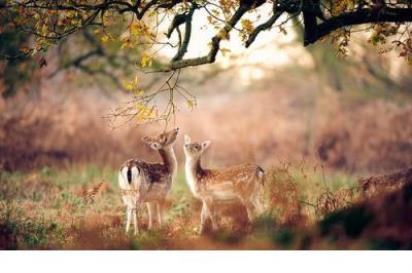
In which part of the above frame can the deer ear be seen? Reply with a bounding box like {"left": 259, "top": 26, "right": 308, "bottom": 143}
{"left": 184, "top": 134, "right": 191, "bottom": 144}
{"left": 150, "top": 142, "right": 162, "bottom": 150}
{"left": 141, "top": 136, "right": 151, "bottom": 144}
{"left": 201, "top": 140, "right": 211, "bottom": 151}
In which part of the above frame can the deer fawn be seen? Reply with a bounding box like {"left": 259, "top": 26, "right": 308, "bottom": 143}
{"left": 118, "top": 128, "right": 179, "bottom": 234}
{"left": 183, "top": 135, "right": 265, "bottom": 234}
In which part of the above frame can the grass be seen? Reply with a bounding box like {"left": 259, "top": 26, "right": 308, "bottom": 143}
{"left": 0, "top": 163, "right": 366, "bottom": 250}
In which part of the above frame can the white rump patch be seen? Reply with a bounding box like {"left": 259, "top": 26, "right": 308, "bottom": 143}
{"left": 119, "top": 166, "right": 140, "bottom": 189}
{"left": 130, "top": 166, "right": 139, "bottom": 185}
{"left": 119, "top": 167, "right": 129, "bottom": 189}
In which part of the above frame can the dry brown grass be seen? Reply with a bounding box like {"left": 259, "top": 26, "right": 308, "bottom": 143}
{"left": 316, "top": 188, "right": 356, "bottom": 216}
{"left": 2, "top": 161, "right": 412, "bottom": 249}
{"left": 266, "top": 165, "right": 304, "bottom": 226}
{"left": 0, "top": 92, "right": 156, "bottom": 170}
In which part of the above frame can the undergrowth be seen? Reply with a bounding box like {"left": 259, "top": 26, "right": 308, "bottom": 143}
{"left": 0, "top": 163, "right": 367, "bottom": 250}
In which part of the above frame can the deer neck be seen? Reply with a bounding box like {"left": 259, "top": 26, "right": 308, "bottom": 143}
{"left": 185, "top": 156, "right": 205, "bottom": 196}
{"left": 158, "top": 146, "right": 177, "bottom": 177}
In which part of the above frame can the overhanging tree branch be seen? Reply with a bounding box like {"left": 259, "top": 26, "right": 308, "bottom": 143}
{"left": 3, "top": 0, "right": 412, "bottom": 72}
{"left": 245, "top": 4, "right": 283, "bottom": 47}
{"left": 304, "top": 7, "right": 412, "bottom": 46}
{"left": 171, "top": 3, "right": 196, "bottom": 62}
{"left": 162, "top": 1, "right": 254, "bottom": 71}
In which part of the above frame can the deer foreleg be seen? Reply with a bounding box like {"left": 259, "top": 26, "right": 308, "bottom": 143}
{"left": 200, "top": 202, "right": 209, "bottom": 234}
{"left": 241, "top": 197, "right": 256, "bottom": 223}
{"left": 200, "top": 200, "right": 217, "bottom": 234}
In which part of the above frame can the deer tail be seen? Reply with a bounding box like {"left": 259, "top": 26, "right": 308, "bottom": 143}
{"left": 255, "top": 166, "right": 265, "bottom": 185}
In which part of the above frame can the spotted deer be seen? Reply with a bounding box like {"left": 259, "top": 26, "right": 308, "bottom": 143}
{"left": 183, "top": 135, "right": 265, "bottom": 233}
{"left": 118, "top": 128, "right": 179, "bottom": 234}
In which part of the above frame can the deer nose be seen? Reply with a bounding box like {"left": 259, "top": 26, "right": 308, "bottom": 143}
{"left": 175, "top": 127, "right": 179, "bottom": 132}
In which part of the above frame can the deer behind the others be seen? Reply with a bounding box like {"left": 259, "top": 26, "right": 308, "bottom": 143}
{"left": 118, "top": 128, "right": 179, "bottom": 234}
{"left": 183, "top": 134, "right": 265, "bottom": 234}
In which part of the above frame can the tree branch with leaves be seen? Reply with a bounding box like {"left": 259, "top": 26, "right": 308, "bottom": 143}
{"left": 1, "top": 0, "right": 412, "bottom": 123}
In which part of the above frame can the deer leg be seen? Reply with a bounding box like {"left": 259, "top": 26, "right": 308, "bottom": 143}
{"left": 125, "top": 206, "right": 132, "bottom": 233}
{"left": 252, "top": 195, "right": 264, "bottom": 215}
{"left": 255, "top": 182, "right": 266, "bottom": 214}
{"left": 156, "top": 202, "right": 163, "bottom": 227}
{"left": 134, "top": 200, "right": 143, "bottom": 235}
{"left": 132, "top": 206, "right": 139, "bottom": 235}
{"left": 206, "top": 203, "right": 218, "bottom": 230}
{"left": 200, "top": 202, "right": 209, "bottom": 234}
{"left": 241, "top": 197, "right": 256, "bottom": 223}
{"left": 146, "top": 202, "right": 155, "bottom": 230}
{"left": 200, "top": 199, "right": 217, "bottom": 234}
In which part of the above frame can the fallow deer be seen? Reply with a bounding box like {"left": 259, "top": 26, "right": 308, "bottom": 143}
{"left": 118, "top": 128, "right": 179, "bottom": 234}
{"left": 183, "top": 135, "right": 265, "bottom": 234}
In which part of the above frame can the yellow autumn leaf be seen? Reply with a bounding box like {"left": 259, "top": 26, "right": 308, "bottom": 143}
{"left": 140, "top": 53, "right": 152, "bottom": 68}
{"left": 135, "top": 103, "right": 156, "bottom": 121}
{"left": 123, "top": 75, "right": 139, "bottom": 92}
{"left": 41, "top": 24, "right": 48, "bottom": 36}
{"left": 133, "top": 89, "right": 144, "bottom": 97}
{"left": 220, "top": 48, "right": 231, "bottom": 57}
{"left": 120, "top": 37, "right": 132, "bottom": 49}
{"left": 241, "top": 19, "right": 254, "bottom": 33}
{"left": 186, "top": 99, "right": 197, "bottom": 110}
{"left": 217, "top": 29, "right": 230, "bottom": 40}
{"left": 123, "top": 82, "right": 134, "bottom": 91}
{"left": 101, "top": 35, "right": 109, "bottom": 43}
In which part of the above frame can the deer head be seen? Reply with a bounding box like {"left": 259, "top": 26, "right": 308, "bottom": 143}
{"left": 142, "top": 128, "right": 179, "bottom": 150}
{"left": 183, "top": 134, "right": 211, "bottom": 160}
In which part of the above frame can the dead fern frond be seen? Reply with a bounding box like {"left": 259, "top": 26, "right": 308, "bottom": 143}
{"left": 81, "top": 182, "right": 105, "bottom": 204}
{"left": 316, "top": 187, "right": 356, "bottom": 217}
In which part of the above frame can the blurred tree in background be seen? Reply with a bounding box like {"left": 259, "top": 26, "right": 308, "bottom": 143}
{"left": 0, "top": 9, "right": 37, "bottom": 97}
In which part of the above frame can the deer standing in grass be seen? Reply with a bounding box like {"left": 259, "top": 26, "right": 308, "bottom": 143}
{"left": 183, "top": 135, "right": 265, "bottom": 234}
{"left": 118, "top": 128, "right": 179, "bottom": 234}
